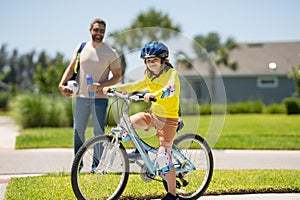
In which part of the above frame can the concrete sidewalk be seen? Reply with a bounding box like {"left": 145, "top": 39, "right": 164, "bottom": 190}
{"left": 0, "top": 117, "right": 19, "bottom": 150}
{"left": 1, "top": 148, "right": 300, "bottom": 177}
{"left": 0, "top": 116, "right": 299, "bottom": 200}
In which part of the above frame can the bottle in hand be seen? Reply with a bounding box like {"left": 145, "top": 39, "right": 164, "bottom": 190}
{"left": 86, "top": 74, "right": 95, "bottom": 98}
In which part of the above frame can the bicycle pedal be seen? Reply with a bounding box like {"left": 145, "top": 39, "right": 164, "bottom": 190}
{"left": 158, "top": 165, "right": 172, "bottom": 174}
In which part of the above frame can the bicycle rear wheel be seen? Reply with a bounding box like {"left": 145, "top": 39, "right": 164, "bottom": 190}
{"left": 164, "top": 133, "right": 214, "bottom": 200}
{"left": 71, "top": 135, "right": 129, "bottom": 200}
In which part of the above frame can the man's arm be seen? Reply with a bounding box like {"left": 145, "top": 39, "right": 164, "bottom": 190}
{"left": 58, "top": 58, "right": 76, "bottom": 97}
{"left": 95, "top": 68, "right": 122, "bottom": 91}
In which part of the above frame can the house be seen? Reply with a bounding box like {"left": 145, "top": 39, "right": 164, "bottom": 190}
{"left": 177, "top": 41, "right": 300, "bottom": 105}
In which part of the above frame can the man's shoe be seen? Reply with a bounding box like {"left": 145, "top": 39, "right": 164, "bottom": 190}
{"left": 161, "top": 192, "right": 179, "bottom": 200}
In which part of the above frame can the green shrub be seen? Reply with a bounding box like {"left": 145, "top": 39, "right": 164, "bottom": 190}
{"left": 10, "top": 94, "right": 71, "bottom": 128}
{"left": 10, "top": 94, "right": 48, "bottom": 128}
{"left": 0, "top": 91, "right": 10, "bottom": 111}
{"left": 264, "top": 103, "right": 286, "bottom": 114}
{"left": 47, "top": 99, "right": 71, "bottom": 127}
{"left": 129, "top": 101, "right": 151, "bottom": 115}
{"left": 199, "top": 104, "right": 211, "bottom": 115}
{"left": 211, "top": 104, "right": 226, "bottom": 114}
{"left": 181, "top": 103, "right": 200, "bottom": 115}
{"left": 283, "top": 97, "right": 300, "bottom": 114}
{"left": 106, "top": 100, "right": 121, "bottom": 126}
{"left": 106, "top": 100, "right": 151, "bottom": 126}
{"left": 199, "top": 104, "right": 226, "bottom": 115}
{"left": 227, "top": 101, "right": 263, "bottom": 114}
{"left": 251, "top": 101, "right": 264, "bottom": 113}
{"left": 63, "top": 98, "right": 74, "bottom": 127}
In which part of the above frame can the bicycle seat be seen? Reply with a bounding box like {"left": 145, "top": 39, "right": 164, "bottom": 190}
{"left": 176, "top": 118, "right": 184, "bottom": 132}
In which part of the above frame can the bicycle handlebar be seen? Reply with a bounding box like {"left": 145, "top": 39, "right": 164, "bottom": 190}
{"left": 129, "top": 93, "right": 157, "bottom": 102}
{"left": 107, "top": 89, "right": 156, "bottom": 102}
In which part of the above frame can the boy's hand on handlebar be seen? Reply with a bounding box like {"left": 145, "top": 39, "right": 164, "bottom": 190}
{"left": 103, "top": 86, "right": 127, "bottom": 95}
{"left": 102, "top": 87, "right": 111, "bottom": 95}
{"left": 144, "top": 93, "right": 155, "bottom": 103}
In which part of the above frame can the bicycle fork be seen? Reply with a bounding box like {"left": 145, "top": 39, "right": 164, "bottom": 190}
{"left": 95, "top": 137, "right": 119, "bottom": 174}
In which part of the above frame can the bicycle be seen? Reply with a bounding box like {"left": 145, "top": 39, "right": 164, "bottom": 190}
{"left": 71, "top": 90, "right": 214, "bottom": 200}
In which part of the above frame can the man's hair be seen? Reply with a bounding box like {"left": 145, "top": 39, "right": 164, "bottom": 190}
{"left": 90, "top": 18, "right": 106, "bottom": 30}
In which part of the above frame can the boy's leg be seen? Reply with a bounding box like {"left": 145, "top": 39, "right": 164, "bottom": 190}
{"left": 166, "top": 168, "right": 177, "bottom": 197}
{"left": 127, "top": 112, "right": 152, "bottom": 161}
{"left": 155, "top": 117, "right": 179, "bottom": 197}
{"left": 159, "top": 143, "right": 176, "bottom": 196}
{"left": 130, "top": 112, "right": 152, "bottom": 130}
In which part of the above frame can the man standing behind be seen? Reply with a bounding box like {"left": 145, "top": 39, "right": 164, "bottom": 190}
{"left": 58, "top": 18, "right": 122, "bottom": 161}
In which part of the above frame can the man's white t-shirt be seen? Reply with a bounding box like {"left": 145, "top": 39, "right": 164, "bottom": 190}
{"left": 72, "top": 41, "right": 121, "bottom": 98}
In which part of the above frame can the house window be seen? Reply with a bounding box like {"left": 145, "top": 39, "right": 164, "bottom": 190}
{"left": 257, "top": 77, "right": 278, "bottom": 88}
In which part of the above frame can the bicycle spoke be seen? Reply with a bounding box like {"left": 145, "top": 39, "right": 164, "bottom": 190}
{"left": 71, "top": 135, "right": 129, "bottom": 200}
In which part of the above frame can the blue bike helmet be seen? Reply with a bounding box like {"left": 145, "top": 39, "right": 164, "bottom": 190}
{"left": 140, "top": 41, "right": 169, "bottom": 59}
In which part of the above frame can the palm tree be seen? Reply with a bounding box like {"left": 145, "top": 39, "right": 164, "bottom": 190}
{"left": 0, "top": 44, "right": 11, "bottom": 91}
{"left": 288, "top": 64, "right": 300, "bottom": 97}
{"left": 193, "top": 32, "right": 238, "bottom": 102}
{"left": 108, "top": 8, "right": 181, "bottom": 82}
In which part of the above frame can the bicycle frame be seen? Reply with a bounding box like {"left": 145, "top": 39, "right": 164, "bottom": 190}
{"left": 108, "top": 91, "right": 196, "bottom": 177}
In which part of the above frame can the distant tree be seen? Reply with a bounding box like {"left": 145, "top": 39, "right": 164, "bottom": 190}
{"left": 129, "top": 8, "right": 180, "bottom": 42}
{"left": 288, "top": 64, "right": 300, "bottom": 97}
{"left": 193, "top": 32, "right": 238, "bottom": 102}
{"left": 194, "top": 33, "right": 238, "bottom": 70}
{"left": 4, "top": 49, "right": 36, "bottom": 92}
{"left": 108, "top": 8, "right": 181, "bottom": 82}
{"left": 0, "top": 44, "right": 8, "bottom": 71}
{"left": 37, "top": 51, "right": 48, "bottom": 68}
{"left": 7, "top": 49, "right": 20, "bottom": 89}
{"left": 18, "top": 50, "right": 36, "bottom": 90}
{"left": 0, "top": 43, "right": 70, "bottom": 94}
{"left": 34, "top": 52, "right": 68, "bottom": 94}
{"left": 0, "top": 44, "right": 10, "bottom": 89}
{"left": 176, "top": 51, "right": 194, "bottom": 69}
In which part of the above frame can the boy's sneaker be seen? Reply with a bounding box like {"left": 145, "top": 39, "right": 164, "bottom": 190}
{"left": 128, "top": 149, "right": 141, "bottom": 162}
{"left": 128, "top": 149, "right": 148, "bottom": 162}
{"left": 161, "top": 192, "right": 179, "bottom": 200}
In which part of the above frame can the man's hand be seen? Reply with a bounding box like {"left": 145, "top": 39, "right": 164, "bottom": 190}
{"left": 88, "top": 83, "right": 101, "bottom": 93}
{"left": 59, "top": 85, "right": 73, "bottom": 97}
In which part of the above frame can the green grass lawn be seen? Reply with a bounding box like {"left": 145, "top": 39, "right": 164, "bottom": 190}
{"left": 7, "top": 114, "right": 300, "bottom": 199}
{"left": 0, "top": 111, "right": 9, "bottom": 116}
{"left": 5, "top": 170, "right": 300, "bottom": 200}
{"left": 16, "top": 114, "right": 300, "bottom": 150}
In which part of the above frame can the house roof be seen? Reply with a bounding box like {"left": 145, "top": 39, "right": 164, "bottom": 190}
{"left": 177, "top": 41, "right": 300, "bottom": 77}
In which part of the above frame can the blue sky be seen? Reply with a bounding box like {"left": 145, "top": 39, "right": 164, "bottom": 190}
{"left": 1, "top": 0, "right": 300, "bottom": 60}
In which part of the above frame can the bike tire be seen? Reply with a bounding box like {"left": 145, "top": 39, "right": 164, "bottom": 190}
{"left": 71, "top": 135, "right": 129, "bottom": 200}
{"left": 163, "top": 133, "right": 214, "bottom": 200}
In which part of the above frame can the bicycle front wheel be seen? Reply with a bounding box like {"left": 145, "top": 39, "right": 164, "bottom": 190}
{"left": 71, "top": 135, "right": 129, "bottom": 200}
{"left": 166, "top": 133, "right": 214, "bottom": 200}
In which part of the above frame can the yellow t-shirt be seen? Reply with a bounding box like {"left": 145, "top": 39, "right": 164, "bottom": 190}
{"left": 117, "top": 67, "right": 180, "bottom": 118}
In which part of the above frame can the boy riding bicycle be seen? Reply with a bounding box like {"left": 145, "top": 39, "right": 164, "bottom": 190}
{"left": 103, "top": 41, "right": 180, "bottom": 200}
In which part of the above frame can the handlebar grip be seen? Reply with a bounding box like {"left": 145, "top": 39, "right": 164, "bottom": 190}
{"left": 136, "top": 93, "right": 156, "bottom": 102}
{"left": 149, "top": 97, "right": 157, "bottom": 102}
{"left": 107, "top": 88, "right": 115, "bottom": 93}
{"left": 131, "top": 94, "right": 156, "bottom": 102}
